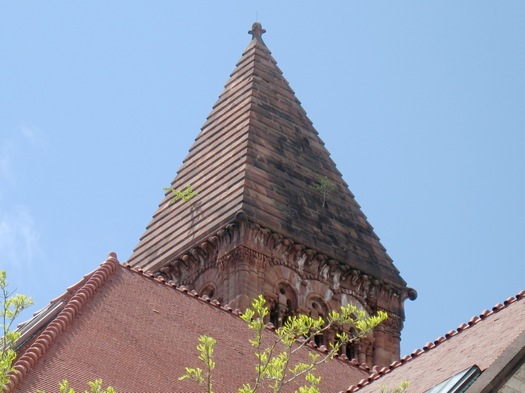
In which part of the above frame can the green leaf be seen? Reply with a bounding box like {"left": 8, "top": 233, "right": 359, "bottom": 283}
{"left": 164, "top": 185, "right": 198, "bottom": 204}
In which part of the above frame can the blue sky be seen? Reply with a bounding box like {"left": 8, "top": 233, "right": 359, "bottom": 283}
{"left": 1, "top": 2, "right": 524, "bottom": 357}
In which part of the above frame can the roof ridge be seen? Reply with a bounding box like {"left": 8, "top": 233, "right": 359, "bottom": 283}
{"left": 7, "top": 253, "right": 120, "bottom": 392}
{"left": 343, "top": 289, "right": 525, "bottom": 392}
{"left": 122, "top": 262, "right": 373, "bottom": 375}
{"left": 16, "top": 264, "right": 110, "bottom": 333}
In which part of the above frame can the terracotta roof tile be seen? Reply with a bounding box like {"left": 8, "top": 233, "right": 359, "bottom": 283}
{"left": 12, "top": 253, "right": 371, "bottom": 392}
{"left": 344, "top": 290, "right": 525, "bottom": 392}
{"left": 8, "top": 253, "right": 119, "bottom": 391}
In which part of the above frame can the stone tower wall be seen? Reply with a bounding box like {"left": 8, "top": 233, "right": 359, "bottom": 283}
{"left": 158, "top": 219, "right": 409, "bottom": 366}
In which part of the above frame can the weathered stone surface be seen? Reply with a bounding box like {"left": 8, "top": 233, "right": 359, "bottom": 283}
{"left": 128, "top": 23, "right": 415, "bottom": 366}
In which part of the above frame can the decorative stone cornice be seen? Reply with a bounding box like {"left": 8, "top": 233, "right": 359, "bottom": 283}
{"left": 154, "top": 217, "right": 412, "bottom": 319}
{"left": 217, "top": 246, "right": 272, "bottom": 271}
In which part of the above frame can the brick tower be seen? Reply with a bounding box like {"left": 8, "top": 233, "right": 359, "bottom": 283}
{"left": 128, "top": 22, "right": 416, "bottom": 367}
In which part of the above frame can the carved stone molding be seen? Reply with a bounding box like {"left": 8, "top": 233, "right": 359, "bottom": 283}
{"left": 154, "top": 217, "right": 409, "bottom": 317}
{"left": 377, "top": 309, "right": 404, "bottom": 333}
{"left": 217, "top": 245, "right": 272, "bottom": 271}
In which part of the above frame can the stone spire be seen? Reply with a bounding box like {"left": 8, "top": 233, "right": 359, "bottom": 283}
{"left": 127, "top": 23, "right": 415, "bottom": 366}
{"left": 128, "top": 23, "right": 404, "bottom": 285}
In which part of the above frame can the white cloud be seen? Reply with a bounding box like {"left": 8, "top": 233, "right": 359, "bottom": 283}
{"left": 0, "top": 206, "right": 40, "bottom": 268}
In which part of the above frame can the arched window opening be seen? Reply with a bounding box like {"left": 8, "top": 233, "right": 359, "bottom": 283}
{"left": 314, "top": 333, "right": 323, "bottom": 347}
{"left": 269, "top": 284, "right": 297, "bottom": 328}
{"left": 342, "top": 327, "right": 358, "bottom": 360}
{"left": 309, "top": 299, "right": 327, "bottom": 347}
{"left": 198, "top": 284, "right": 216, "bottom": 300}
{"left": 345, "top": 344, "right": 357, "bottom": 360}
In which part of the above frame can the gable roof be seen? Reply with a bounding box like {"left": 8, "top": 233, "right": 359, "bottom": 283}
{"left": 345, "top": 289, "right": 525, "bottom": 392}
{"left": 8, "top": 253, "right": 371, "bottom": 392}
{"left": 127, "top": 23, "right": 406, "bottom": 289}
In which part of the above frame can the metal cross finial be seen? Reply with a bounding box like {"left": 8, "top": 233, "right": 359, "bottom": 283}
{"left": 249, "top": 22, "right": 266, "bottom": 40}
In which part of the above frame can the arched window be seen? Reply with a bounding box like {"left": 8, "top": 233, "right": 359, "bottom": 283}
{"left": 269, "top": 284, "right": 297, "bottom": 328}
{"left": 198, "top": 284, "right": 217, "bottom": 300}
{"left": 345, "top": 327, "right": 358, "bottom": 360}
{"left": 309, "top": 298, "right": 328, "bottom": 347}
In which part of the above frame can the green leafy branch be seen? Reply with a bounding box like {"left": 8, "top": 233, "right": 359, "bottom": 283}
{"left": 181, "top": 294, "right": 388, "bottom": 393}
{"left": 163, "top": 185, "right": 198, "bottom": 204}
{"left": 379, "top": 380, "right": 410, "bottom": 393}
{"left": 38, "top": 379, "right": 116, "bottom": 393}
{"left": 312, "top": 176, "right": 335, "bottom": 207}
{"left": 1, "top": 269, "right": 33, "bottom": 388}
{"left": 179, "top": 336, "right": 216, "bottom": 393}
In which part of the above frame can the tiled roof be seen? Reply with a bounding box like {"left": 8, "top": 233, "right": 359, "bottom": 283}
{"left": 13, "top": 265, "right": 107, "bottom": 355}
{"left": 344, "top": 290, "right": 525, "bottom": 392}
{"left": 127, "top": 23, "right": 406, "bottom": 289}
{"left": 9, "top": 253, "right": 371, "bottom": 392}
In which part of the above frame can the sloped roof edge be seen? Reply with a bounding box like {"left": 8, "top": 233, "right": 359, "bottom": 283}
{"left": 7, "top": 253, "right": 120, "bottom": 392}
{"left": 14, "top": 263, "right": 114, "bottom": 352}
{"left": 343, "top": 289, "right": 525, "bottom": 392}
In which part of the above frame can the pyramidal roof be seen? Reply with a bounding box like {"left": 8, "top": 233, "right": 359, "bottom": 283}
{"left": 128, "top": 23, "right": 405, "bottom": 288}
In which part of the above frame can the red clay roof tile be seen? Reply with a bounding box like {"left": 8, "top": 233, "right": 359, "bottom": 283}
{"left": 11, "top": 253, "right": 371, "bottom": 392}
{"left": 345, "top": 290, "right": 525, "bottom": 392}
